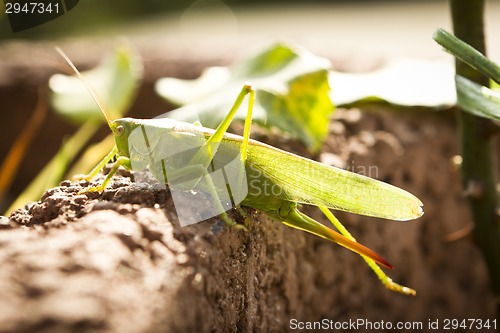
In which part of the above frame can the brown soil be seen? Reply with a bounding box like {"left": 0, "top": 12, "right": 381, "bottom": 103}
{"left": 0, "top": 43, "right": 496, "bottom": 333}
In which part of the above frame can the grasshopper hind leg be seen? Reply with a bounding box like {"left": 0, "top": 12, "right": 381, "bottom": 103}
{"left": 318, "top": 206, "right": 416, "bottom": 296}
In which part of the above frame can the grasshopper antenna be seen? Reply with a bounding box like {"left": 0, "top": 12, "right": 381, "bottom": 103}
{"left": 55, "top": 46, "right": 112, "bottom": 128}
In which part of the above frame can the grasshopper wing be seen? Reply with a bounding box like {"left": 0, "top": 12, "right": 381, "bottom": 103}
{"left": 245, "top": 141, "right": 423, "bottom": 221}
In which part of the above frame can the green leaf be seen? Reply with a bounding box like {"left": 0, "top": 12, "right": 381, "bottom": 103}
{"left": 155, "top": 42, "right": 333, "bottom": 152}
{"left": 330, "top": 59, "right": 456, "bottom": 108}
{"left": 258, "top": 71, "right": 332, "bottom": 150}
{"left": 456, "top": 75, "right": 500, "bottom": 121}
{"left": 490, "top": 80, "right": 500, "bottom": 92}
{"left": 49, "top": 40, "right": 143, "bottom": 124}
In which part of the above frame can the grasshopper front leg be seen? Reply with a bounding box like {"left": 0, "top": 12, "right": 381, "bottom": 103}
{"left": 73, "top": 142, "right": 135, "bottom": 192}
{"left": 75, "top": 146, "right": 131, "bottom": 194}
{"left": 86, "top": 156, "right": 131, "bottom": 193}
{"left": 74, "top": 146, "right": 118, "bottom": 182}
{"left": 77, "top": 154, "right": 131, "bottom": 194}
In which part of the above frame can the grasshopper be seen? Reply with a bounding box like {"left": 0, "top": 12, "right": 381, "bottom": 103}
{"left": 57, "top": 48, "right": 423, "bottom": 295}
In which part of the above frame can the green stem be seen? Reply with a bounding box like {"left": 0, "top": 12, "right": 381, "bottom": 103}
{"left": 6, "top": 120, "right": 100, "bottom": 215}
{"left": 450, "top": 0, "right": 500, "bottom": 318}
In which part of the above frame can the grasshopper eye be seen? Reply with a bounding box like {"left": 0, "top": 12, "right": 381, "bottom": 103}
{"left": 116, "top": 125, "right": 125, "bottom": 137}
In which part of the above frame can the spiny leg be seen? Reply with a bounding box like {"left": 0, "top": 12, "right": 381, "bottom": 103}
{"left": 240, "top": 84, "right": 255, "bottom": 163}
{"left": 235, "top": 84, "right": 255, "bottom": 220}
{"left": 318, "top": 206, "right": 416, "bottom": 296}
{"left": 280, "top": 207, "right": 392, "bottom": 269}
{"left": 227, "top": 84, "right": 255, "bottom": 224}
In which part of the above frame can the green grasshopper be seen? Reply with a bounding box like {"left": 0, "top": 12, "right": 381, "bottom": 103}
{"left": 57, "top": 48, "right": 423, "bottom": 295}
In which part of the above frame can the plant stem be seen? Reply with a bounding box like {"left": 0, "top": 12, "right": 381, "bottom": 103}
{"left": 450, "top": 0, "right": 500, "bottom": 318}
{"left": 5, "top": 120, "right": 100, "bottom": 215}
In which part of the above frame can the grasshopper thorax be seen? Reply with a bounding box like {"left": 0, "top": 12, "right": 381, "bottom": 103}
{"left": 111, "top": 117, "right": 180, "bottom": 158}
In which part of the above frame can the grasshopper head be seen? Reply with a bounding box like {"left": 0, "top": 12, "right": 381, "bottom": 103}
{"left": 110, "top": 118, "right": 140, "bottom": 157}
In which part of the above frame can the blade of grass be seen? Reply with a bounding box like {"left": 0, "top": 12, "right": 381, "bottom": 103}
{"left": 455, "top": 75, "right": 500, "bottom": 120}
{"left": 433, "top": 28, "right": 500, "bottom": 85}
{"left": 66, "top": 134, "right": 115, "bottom": 177}
{"left": 0, "top": 88, "right": 47, "bottom": 205}
{"left": 5, "top": 120, "right": 99, "bottom": 215}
